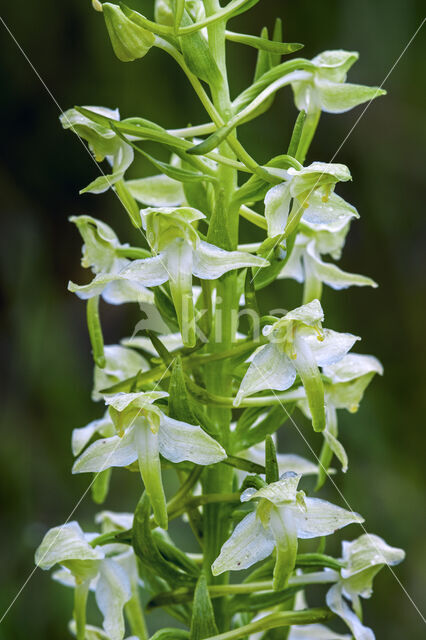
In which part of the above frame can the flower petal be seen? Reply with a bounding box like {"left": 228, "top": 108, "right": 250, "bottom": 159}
{"left": 246, "top": 472, "right": 301, "bottom": 505}
{"left": 95, "top": 558, "right": 131, "bottom": 640}
{"left": 102, "top": 280, "right": 155, "bottom": 305}
{"left": 117, "top": 254, "right": 170, "bottom": 287}
{"left": 234, "top": 344, "right": 296, "bottom": 406}
{"left": 264, "top": 182, "right": 292, "bottom": 238}
{"left": 35, "top": 522, "right": 102, "bottom": 572}
{"left": 341, "top": 534, "right": 405, "bottom": 581}
{"left": 306, "top": 242, "right": 377, "bottom": 290}
{"left": 212, "top": 512, "right": 274, "bottom": 575}
{"left": 93, "top": 345, "right": 148, "bottom": 401}
{"left": 159, "top": 415, "right": 226, "bottom": 465}
{"left": 302, "top": 328, "right": 360, "bottom": 367}
{"left": 293, "top": 331, "right": 325, "bottom": 432}
{"left": 323, "top": 354, "right": 383, "bottom": 383}
{"left": 164, "top": 239, "right": 196, "bottom": 347}
{"left": 326, "top": 584, "right": 374, "bottom": 640}
{"left": 193, "top": 241, "right": 269, "bottom": 280}
{"left": 294, "top": 498, "right": 363, "bottom": 539}
{"left": 72, "top": 412, "right": 115, "bottom": 456}
{"left": 72, "top": 428, "right": 138, "bottom": 474}
{"left": 316, "top": 79, "right": 386, "bottom": 114}
{"left": 301, "top": 192, "right": 359, "bottom": 232}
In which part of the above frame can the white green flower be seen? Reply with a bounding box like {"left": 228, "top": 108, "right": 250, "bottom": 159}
{"left": 69, "top": 215, "right": 154, "bottom": 305}
{"left": 278, "top": 196, "right": 377, "bottom": 301}
{"left": 235, "top": 299, "right": 359, "bottom": 432}
{"left": 92, "top": 345, "right": 148, "bottom": 401}
{"left": 69, "top": 207, "right": 269, "bottom": 347}
{"left": 264, "top": 162, "right": 352, "bottom": 238}
{"left": 212, "top": 472, "right": 363, "bottom": 590}
{"left": 61, "top": 107, "right": 133, "bottom": 194}
{"left": 326, "top": 534, "right": 405, "bottom": 640}
{"left": 35, "top": 521, "right": 132, "bottom": 640}
{"left": 72, "top": 391, "right": 226, "bottom": 528}
{"left": 286, "top": 590, "right": 350, "bottom": 639}
{"left": 291, "top": 50, "right": 386, "bottom": 114}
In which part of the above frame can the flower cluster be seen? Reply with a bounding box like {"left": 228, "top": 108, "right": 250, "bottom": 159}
{"left": 35, "top": 2, "right": 404, "bottom": 640}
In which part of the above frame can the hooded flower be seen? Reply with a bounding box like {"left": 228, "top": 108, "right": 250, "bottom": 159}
{"left": 69, "top": 207, "right": 269, "bottom": 347}
{"left": 69, "top": 215, "right": 154, "bottom": 305}
{"left": 72, "top": 390, "right": 226, "bottom": 529}
{"left": 326, "top": 534, "right": 405, "bottom": 640}
{"left": 60, "top": 107, "right": 133, "bottom": 194}
{"left": 235, "top": 299, "right": 359, "bottom": 432}
{"left": 277, "top": 194, "right": 377, "bottom": 301}
{"left": 291, "top": 50, "right": 386, "bottom": 114}
{"left": 212, "top": 472, "right": 363, "bottom": 590}
{"left": 35, "top": 520, "right": 133, "bottom": 640}
{"left": 264, "top": 162, "right": 352, "bottom": 239}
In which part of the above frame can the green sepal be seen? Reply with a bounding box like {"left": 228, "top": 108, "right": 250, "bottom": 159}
{"left": 132, "top": 492, "right": 196, "bottom": 586}
{"left": 87, "top": 296, "right": 106, "bottom": 368}
{"left": 146, "top": 331, "right": 172, "bottom": 365}
{"left": 225, "top": 30, "right": 303, "bottom": 55}
{"left": 270, "top": 18, "right": 283, "bottom": 67}
{"left": 114, "top": 179, "right": 142, "bottom": 228}
{"left": 189, "top": 574, "right": 219, "bottom": 640}
{"left": 179, "top": 9, "right": 222, "bottom": 86}
{"left": 103, "top": 3, "right": 155, "bottom": 62}
{"left": 91, "top": 468, "right": 112, "bottom": 504}
{"left": 224, "top": 455, "right": 265, "bottom": 475}
{"left": 187, "top": 122, "right": 235, "bottom": 156}
{"left": 286, "top": 110, "right": 307, "bottom": 158}
{"left": 168, "top": 356, "right": 198, "bottom": 425}
{"left": 265, "top": 435, "right": 279, "bottom": 484}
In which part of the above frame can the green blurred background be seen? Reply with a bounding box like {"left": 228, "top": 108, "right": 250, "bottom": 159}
{"left": 1, "top": 0, "right": 425, "bottom": 638}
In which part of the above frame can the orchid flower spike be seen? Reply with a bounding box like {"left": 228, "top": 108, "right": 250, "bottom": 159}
{"left": 291, "top": 50, "right": 386, "bottom": 115}
{"left": 277, "top": 195, "right": 377, "bottom": 302}
{"left": 235, "top": 299, "right": 359, "bottom": 432}
{"left": 212, "top": 471, "right": 363, "bottom": 590}
{"left": 72, "top": 390, "right": 226, "bottom": 528}
{"left": 60, "top": 107, "right": 133, "bottom": 194}
{"left": 264, "top": 161, "right": 351, "bottom": 239}
{"left": 35, "top": 521, "right": 132, "bottom": 640}
{"left": 69, "top": 206, "right": 269, "bottom": 347}
{"left": 69, "top": 215, "right": 154, "bottom": 305}
{"left": 326, "top": 534, "right": 405, "bottom": 640}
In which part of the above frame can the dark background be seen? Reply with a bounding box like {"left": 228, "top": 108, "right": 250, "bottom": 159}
{"left": 0, "top": 1, "right": 425, "bottom": 638}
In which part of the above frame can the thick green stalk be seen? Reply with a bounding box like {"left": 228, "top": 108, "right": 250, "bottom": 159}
{"left": 200, "top": 1, "right": 240, "bottom": 631}
{"left": 125, "top": 591, "right": 149, "bottom": 640}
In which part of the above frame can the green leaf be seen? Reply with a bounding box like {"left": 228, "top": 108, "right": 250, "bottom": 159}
{"left": 265, "top": 435, "right": 279, "bottom": 484}
{"left": 254, "top": 27, "right": 271, "bottom": 81}
{"left": 168, "top": 356, "right": 198, "bottom": 425}
{"left": 225, "top": 31, "right": 303, "bottom": 55}
{"left": 86, "top": 296, "right": 106, "bottom": 368}
{"left": 91, "top": 468, "right": 112, "bottom": 504}
{"left": 286, "top": 110, "right": 307, "bottom": 158}
{"left": 179, "top": 9, "right": 222, "bottom": 86}
{"left": 224, "top": 455, "right": 265, "bottom": 475}
{"left": 114, "top": 179, "right": 142, "bottom": 228}
{"left": 189, "top": 574, "right": 219, "bottom": 640}
{"left": 152, "top": 529, "right": 200, "bottom": 577}
{"left": 187, "top": 121, "right": 235, "bottom": 156}
{"left": 132, "top": 492, "right": 195, "bottom": 586}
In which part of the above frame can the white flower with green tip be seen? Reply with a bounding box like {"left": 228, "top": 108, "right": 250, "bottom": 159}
{"left": 284, "top": 590, "right": 350, "bottom": 640}
{"left": 212, "top": 472, "right": 363, "bottom": 590}
{"left": 326, "top": 534, "right": 405, "bottom": 640}
{"left": 69, "top": 207, "right": 269, "bottom": 347}
{"left": 235, "top": 300, "right": 359, "bottom": 432}
{"left": 61, "top": 107, "right": 133, "bottom": 194}
{"left": 35, "top": 521, "right": 131, "bottom": 640}
{"left": 92, "top": 345, "right": 148, "bottom": 401}
{"left": 73, "top": 391, "right": 226, "bottom": 529}
{"left": 264, "top": 162, "right": 351, "bottom": 238}
{"left": 278, "top": 195, "right": 377, "bottom": 300}
{"left": 291, "top": 50, "right": 386, "bottom": 114}
{"left": 69, "top": 215, "right": 154, "bottom": 305}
